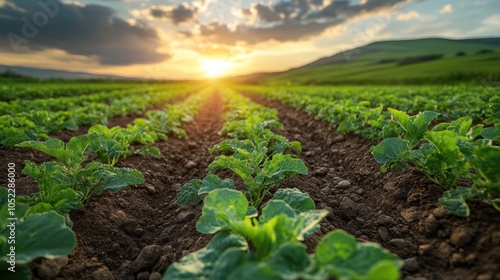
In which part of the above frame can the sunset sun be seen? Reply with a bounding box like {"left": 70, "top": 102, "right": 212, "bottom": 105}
{"left": 200, "top": 59, "right": 232, "bottom": 77}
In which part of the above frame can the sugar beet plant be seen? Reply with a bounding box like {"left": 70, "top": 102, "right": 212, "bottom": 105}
{"left": 170, "top": 89, "right": 401, "bottom": 279}
{"left": 178, "top": 89, "right": 307, "bottom": 208}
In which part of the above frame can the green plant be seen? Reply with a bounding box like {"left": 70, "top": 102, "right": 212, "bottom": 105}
{"left": 0, "top": 188, "right": 76, "bottom": 280}
{"left": 166, "top": 188, "right": 401, "bottom": 280}
{"left": 17, "top": 135, "right": 144, "bottom": 215}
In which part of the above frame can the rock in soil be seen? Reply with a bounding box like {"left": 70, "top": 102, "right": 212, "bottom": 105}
{"left": 149, "top": 272, "right": 162, "bottom": 280}
{"left": 130, "top": 245, "right": 162, "bottom": 273}
{"left": 450, "top": 226, "right": 475, "bottom": 247}
{"left": 91, "top": 266, "right": 115, "bottom": 280}
{"left": 35, "top": 256, "right": 69, "bottom": 279}
{"left": 404, "top": 257, "right": 420, "bottom": 272}
{"left": 137, "top": 271, "right": 150, "bottom": 280}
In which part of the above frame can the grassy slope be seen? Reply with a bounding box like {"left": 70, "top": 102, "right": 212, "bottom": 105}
{"left": 263, "top": 38, "right": 500, "bottom": 85}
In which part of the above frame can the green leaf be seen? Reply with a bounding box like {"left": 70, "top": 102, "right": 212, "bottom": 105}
{"left": 297, "top": 210, "right": 328, "bottom": 239}
{"left": 0, "top": 211, "right": 76, "bottom": 266}
{"left": 136, "top": 146, "right": 161, "bottom": 159}
{"left": 266, "top": 243, "right": 314, "bottom": 280}
{"left": 259, "top": 200, "right": 296, "bottom": 225}
{"left": 164, "top": 232, "right": 248, "bottom": 280}
{"left": 371, "top": 138, "right": 408, "bottom": 164}
{"left": 273, "top": 188, "right": 315, "bottom": 213}
{"left": 315, "top": 230, "right": 357, "bottom": 266}
{"left": 199, "top": 175, "right": 235, "bottom": 195}
{"left": 480, "top": 126, "right": 500, "bottom": 141}
{"left": 196, "top": 189, "right": 249, "bottom": 234}
{"left": 94, "top": 167, "right": 145, "bottom": 194}
{"left": 177, "top": 179, "right": 203, "bottom": 206}
{"left": 439, "top": 187, "right": 479, "bottom": 217}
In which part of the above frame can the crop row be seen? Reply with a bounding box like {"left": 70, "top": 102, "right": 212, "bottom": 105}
{"left": 165, "top": 89, "right": 401, "bottom": 280}
{"left": 0, "top": 85, "right": 195, "bottom": 148}
{"left": 0, "top": 82, "right": 141, "bottom": 101}
{"left": 241, "top": 86, "right": 500, "bottom": 217}
{"left": 0, "top": 89, "right": 210, "bottom": 279}
{"left": 239, "top": 85, "right": 499, "bottom": 124}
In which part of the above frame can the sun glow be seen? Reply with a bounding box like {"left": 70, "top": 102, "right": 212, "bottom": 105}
{"left": 200, "top": 58, "right": 232, "bottom": 77}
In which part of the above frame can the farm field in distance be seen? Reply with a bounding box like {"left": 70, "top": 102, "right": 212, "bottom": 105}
{"left": 0, "top": 79, "right": 499, "bottom": 280}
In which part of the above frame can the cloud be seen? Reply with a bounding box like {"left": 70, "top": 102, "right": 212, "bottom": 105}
{"left": 194, "top": 0, "right": 409, "bottom": 45}
{"left": 438, "top": 4, "right": 452, "bottom": 14}
{"left": 150, "top": 3, "right": 198, "bottom": 24}
{"left": 0, "top": 0, "right": 168, "bottom": 65}
{"left": 396, "top": 10, "right": 420, "bottom": 21}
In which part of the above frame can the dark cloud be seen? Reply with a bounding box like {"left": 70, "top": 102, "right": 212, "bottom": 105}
{"left": 200, "top": 0, "right": 408, "bottom": 44}
{"left": 0, "top": 0, "right": 168, "bottom": 65}
{"left": 150, "top": 4, "right": 198, "bottom": 24}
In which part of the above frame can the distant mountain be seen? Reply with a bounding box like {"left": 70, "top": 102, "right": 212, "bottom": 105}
{"left": 236, "top": 37, "right": 500, "bottom": 85}
{"left": 0, "top": 65, "right": 139, "bottom": 80}
{"left": 298, "top": 37, "right": 500, "bottom": 69}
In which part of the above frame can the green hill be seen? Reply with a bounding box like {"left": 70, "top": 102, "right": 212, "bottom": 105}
{"left": 242, "top": 37, "right": 500, "bottom": 85}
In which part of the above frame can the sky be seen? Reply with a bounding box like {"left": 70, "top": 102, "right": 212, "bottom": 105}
{"left": 0, "top": 0, "right": 499, "bottom": 79}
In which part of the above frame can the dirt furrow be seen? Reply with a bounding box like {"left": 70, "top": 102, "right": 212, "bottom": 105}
{"left": 28, "top": 91, "right": 225, "bottom": 279}
{"left": 245, "top": 93, "right": 500, "bottom": 280}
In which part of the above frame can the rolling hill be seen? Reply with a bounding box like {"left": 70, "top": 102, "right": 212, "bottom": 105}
{"left": 236, "top": 37, "right": 500, "bottom": 85}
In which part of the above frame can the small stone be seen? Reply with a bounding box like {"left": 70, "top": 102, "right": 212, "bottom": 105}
{"left": 321, "top": 187, "right": 330, "bottom": 194}
{"left": 403, "top": 257, "right": 420, "bottom": 272}
{"left": 130, "top": 245, "right": 162, "bottom": 273}
{"left": 437, "top": 242, "right": 453, "bottom": 260}
{"left": 477, "top": 274, "right": 492, "bottom": 280}
{"left": 378, "top": 226, "right": 389, "bottom": 241}
{"left": 418, "top": 244, "right": 433, "bottom": 256}
{"left": 356, "top": 188, "right": 365, "bottom": 195}
{"left": 152, "top": 255, "right": 170, "bottom": 272}
{"left": 450, "top": 253, "right": 465, "bottom": 266}
{"left": 36, "top": 256, "right": 69, "bottom": 279}
{"left": 431, "top": 207, "right": 450, "bottom": 219}
{"left": 91, "top": 266, "right": 114, "bottom": 280}
{"left": 182, "top": 250, "right": 190, "bottom": 257}
{"left": 377, "top": 215, "right": 395, "bottom": 226}
{"left": 137, "top": 271, "right": 150, "bottom": 280}
{"left": 390, "top": 238, "right": 408, "bottom": 249}
{"left": 185, "top": 161, "right": 197, "bottom": 169}
{"left": 465, "top": 253, "right": 477, "bottom": 263}
{"left": 149, "top": 272, "right": 162, "bottom": 280}
{"left": 336, "top": 180, "right": 351, "bottom": 189}
{"left": 339, "top": 197, "right": 358, "bottom": 216}
{"left": 400, "top": 207, "right": 419, "bottom": 223}
{"left": 450, "top": 227, "right": 475, "bottom": 247}
{"left": 422, "top": 214, "right": 440, "bottom": 235}
{"left": 145, "top": 185, "right": 156, "bottom": 194}
{"left": 313, "top": 167, "right": 328, "bottom": 177}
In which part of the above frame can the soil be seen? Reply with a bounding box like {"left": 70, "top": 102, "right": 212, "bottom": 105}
{"left": 0, "top": 90, "right": 499, "bottom": 280}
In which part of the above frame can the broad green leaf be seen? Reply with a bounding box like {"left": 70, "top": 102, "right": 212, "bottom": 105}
{"left": 93, "top": 167, "right": 145, "bottom": 194}
{"left": 199, "top": 175, "right": 235, "bottom": 195}
{"left": 480, "top": 126, "right": 500, "bottom": 141}
{"left": 259, "top": 200, "right": 296, "bottom": 225}
{"left": 136, "top": 146, "right": 161, "bottom": 159}
{"left": 439, "top": 187, "right": 479, "bottom": 217}
{"left": 266, "top": 243, "right": 314, "bottom": 280}
{"left": 371, "top": 138, "right": 407, "bottom": 164}
{"left": 210, "top": 248, "right": 252, "bottom": 280}
{"left": 0, "top": 211, "right": 76, "bottom": 266}
{"left": 164, "top": 232, "right": 248, "bottom": 280}
{"left": 388, "top": 108, "right": 411, "bottom": 131}
{"left": 315, "top": 230, "right": 357, "bottom": 266}
{"left": 297, "top": 210, "right": 328, "bottom": 239}
{"left": 196, "top": 189, "right": 248, "bottom": 234}
{"left": 225, "top": 262, "right": 280, "bottom": 280}
{"left": 273, "top": 188, "right": 315, "bottom": 213}
{"left": 364, "top": 260, "right": 401, "bottom": 280}
{"left": 177, "top": 179, "right": 203, "bottom": 206}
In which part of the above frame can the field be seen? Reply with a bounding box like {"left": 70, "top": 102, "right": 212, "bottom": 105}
{"left": 0, "top": 81, "right": 499, "bottom": 280}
